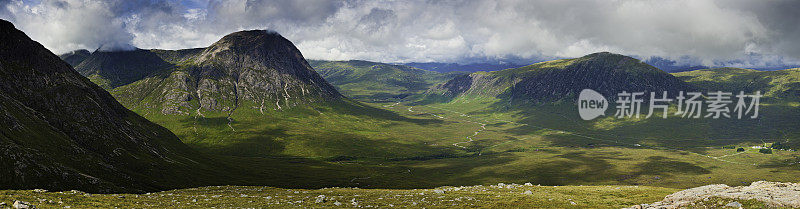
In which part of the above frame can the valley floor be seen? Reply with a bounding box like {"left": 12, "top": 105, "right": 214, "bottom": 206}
{"left": 124, "top": 99, "right": 800, "bottom": 191}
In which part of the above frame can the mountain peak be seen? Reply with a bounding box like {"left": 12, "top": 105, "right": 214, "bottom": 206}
{"left": 223, "top": 30, "right": 282, "bottom": 39}
{"left": 583, "top": 51, "right": 619, "bottom": 57}
{"left": 193, "top": 29, "right": 341, "bottom": 100}
{"left": 199, "top": 30, "right": 290, "bottom": 61}
{"left": 212, "top": 30, "right": 284, "bottom": 48}
{"left": 579, "top": 52, "right": 641, "bottom": 63}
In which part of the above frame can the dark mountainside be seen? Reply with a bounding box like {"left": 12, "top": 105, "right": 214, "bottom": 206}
{"left": 0, "top": 19, "right": 221, "bottom": 193}
{"left": 57, "top": 49, "right": 90, "bottom": 67}
{"left": 426, "top": 52, "right": 693, "bottom": 104}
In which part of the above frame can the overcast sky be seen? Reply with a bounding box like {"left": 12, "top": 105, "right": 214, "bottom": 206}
{"left": 1, "top": 0, "right": 798, "bottom": 68}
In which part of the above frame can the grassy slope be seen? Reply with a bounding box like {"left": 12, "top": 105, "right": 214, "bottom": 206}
{"left": 310, "top": 60, "right": 462, "bottom": 101}
{"left": 673, "top": 67, "right": 800, "bottom": 101}
{"left": 672, "top": 67, "right": 800, "bottom": 145}
{"left": 0, "top": 185, "right": 678, "bottom": 208}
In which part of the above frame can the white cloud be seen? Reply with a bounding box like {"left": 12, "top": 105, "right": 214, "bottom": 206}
{"left": 1, "top": 0, "right": 798, "bottom": 68}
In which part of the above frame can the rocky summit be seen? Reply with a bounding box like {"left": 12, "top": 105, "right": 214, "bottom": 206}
{"left": 0, "top": 19, "right": 209, "bottom": 193}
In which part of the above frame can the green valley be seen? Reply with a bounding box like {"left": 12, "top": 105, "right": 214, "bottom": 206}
{"left": 309, "top": 60, "right": 464, "bottom": 101}
{"left": 61, "top": 43, "right": 800, "bottom": 193}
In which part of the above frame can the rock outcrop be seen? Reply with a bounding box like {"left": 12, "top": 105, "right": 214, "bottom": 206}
{"left": 628, "top": 181, "right": 800, "bottom": 208}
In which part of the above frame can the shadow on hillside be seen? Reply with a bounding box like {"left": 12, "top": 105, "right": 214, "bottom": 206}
{"left": 498, "top": 100, "right": 800, "bottom": 153}
{"left": 633, "top": 156, "right": 710, "bottom": 176}
{"left": 179, "top": 142, "right": 719, "bottom": 191}
{"left": 757, "top": 157, "right": 800, "bottom": 170}
{"left": 301, "top": 130, "right": 450, "bottom": 160}
{"left": 176, "top": 116, "right": 291, "bottom": 157}
{"left": 514, "top": 151, "right": 627, "bottom": 185}
{"left": 329, "top": 99, "right": 445, "bottom": 125}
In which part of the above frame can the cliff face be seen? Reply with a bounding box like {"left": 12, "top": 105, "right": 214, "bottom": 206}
{"left": 0, "top": 19, "right": 207, "bottom": 193}
{"left": 427, "top": 52, "right": 692, "bottom": 104}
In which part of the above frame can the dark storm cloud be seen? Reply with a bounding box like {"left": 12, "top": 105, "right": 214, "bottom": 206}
{"left": 1, "top": 0, "right": 798, "bottom": 68}
{"left": 358, "top": 8, "right": 396, "bottom": 32}
{"left": 722, "top": 0, "right": 800, "bottom": 60}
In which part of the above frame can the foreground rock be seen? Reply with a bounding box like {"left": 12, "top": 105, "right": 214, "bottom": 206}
{"left": 628, "top": 181, "right": 800, "bottom": 208}
{"left": 12, "top": 200, "right": 34, "bottom": 209}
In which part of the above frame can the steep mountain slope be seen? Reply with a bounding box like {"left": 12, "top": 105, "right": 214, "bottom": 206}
{"left": 309, "top": 60, "right": 463, "bottom": 101}
{"left": 673, "top": 67, "right": 800, "bottom": 101}
{"left": 426, "top": 52, "right": 692, "bottom": 104}
{"left": 57, "top": 49, "right": 90, "bottom": 67}
{"left": 0, "top": 19, "right": 216, "bottom": 193}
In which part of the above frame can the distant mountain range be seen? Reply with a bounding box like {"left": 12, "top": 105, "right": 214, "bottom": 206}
{"left": 309, "top": 60, "right": 464, "bottom": 101}
{"left": 403, "top": 61, "right": 526, "bottom": 73}
{"left": 404, "top": 56, "right": 800, "bottom": 73}
{"left": 424, "top": 52, "right": 692, "bottom": 104}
